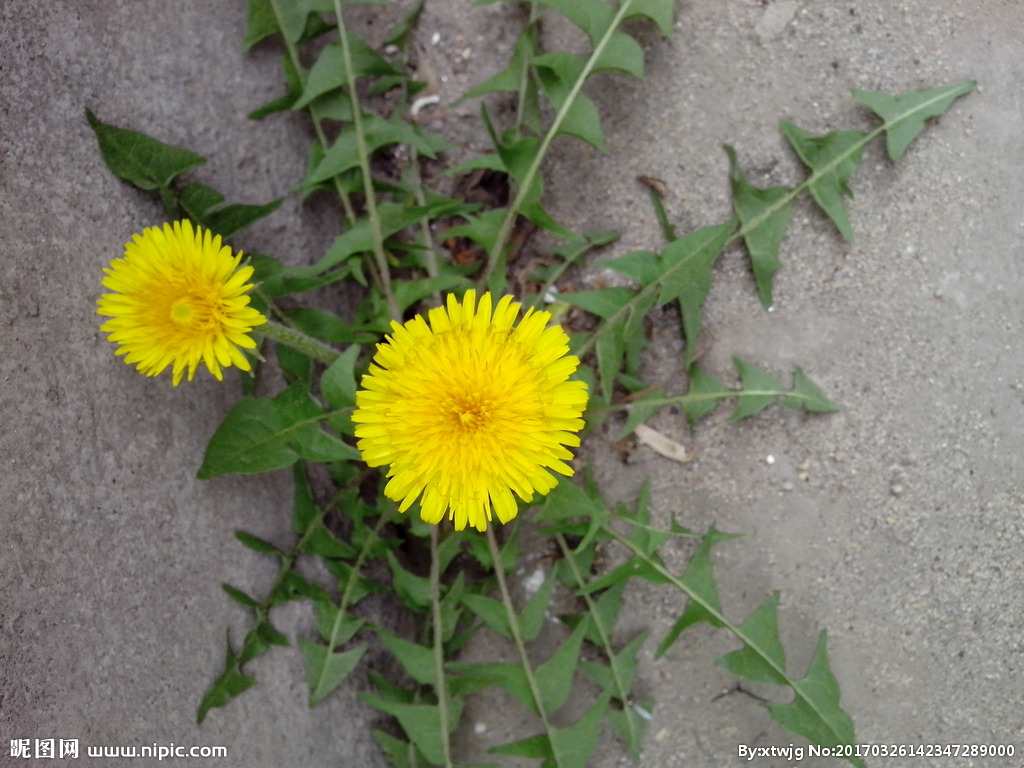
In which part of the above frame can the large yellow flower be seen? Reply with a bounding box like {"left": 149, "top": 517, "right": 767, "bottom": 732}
{"left": 97, "top": 220, "right": 266, "bottom": 385}
{"left": 353, "top": 290, "right": 588, "bottom": 532}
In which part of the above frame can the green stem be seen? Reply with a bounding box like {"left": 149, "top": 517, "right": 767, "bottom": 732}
{"left": 553, "top": 532, "right": 641, "bottom": 750}
{"left": 479, "top": 0, "right": 639, "bottom": 289}
{"left": 485, "top": 528, "right": 562, "bottom": 766}
{"left": 595, "top": 388, "right": 828, "bottom": 413}
{"left": 332, "top": 0, "right": 401, "bottom": 323}
{"left": 259, "top": 320, "right": 342, "bottom": 366}
{"left": 268, "top": 0, "right": 357, "bottom": 226}
{"left": 429, "top": 526, "right": 455, "bottom": 768}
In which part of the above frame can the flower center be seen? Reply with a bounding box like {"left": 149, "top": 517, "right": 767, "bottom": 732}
{"left": 451, "top": 394, "right": 492, "bottom": 433}
{"left": 169, "top": 290, "right": 220, "bottom": 331}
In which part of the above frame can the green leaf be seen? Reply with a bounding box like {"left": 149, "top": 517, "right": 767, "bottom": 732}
{"left": 458, "top": 25, "right": 539, "bottom": 103}
{"left": 375, "top": 628, "right": 436, "bottom": 687}
{"left": 549, "top": 690, "right": 613, "bottom": 768}
{"left": 657, "top": 220, "right": 736, "bottom": 366}
{"left": 518, "top": 570, "right": 558, "bottom": 642}
{"left": 561, "top": 287, "right": 635, "bottom": 320}
{"left": 196, "top": 635, "right": 258, "bottom": 723}
{"left": 86, "top": 109, "right": 205, "bottom": 191}
{"left": 448, "top": 661, "right": 534, "bottom": 714}
{"left": 234, "top": 530, "right": 283, "bottom": 556}
{"left": 533, "top": 52, "right": 607, "bottom": 152}
{"left": 243, "top": 0, "right": 279, "bottom": 49}
{"left": 852, "top": 80, "right": 975, "bottom": 162}
{"left": 725, "top": 145, "right": 793, "bottom": 309}
{"left": 765, "top": 632, "right": 865, "bottom": 768}
{"left": 537, "top": 617, "right": 590, "bottom": 713}
{"left": 197, "top": 384, "right": 359, "bottom": 479}
{"left": 617, "top": 386, "right": 666, "bottom": 440}
{"left": 489, "top": 734, "right": 551, "bottom": 760}
{"left": 625, "top": 0, "right": 675, "bottom": 35}
{"left": 786, "top": 368, "right": 840, "bottom": 413}
{"left": 360, "top": 696, "right": 447, "bottom": 766}
{"left": 728, "top": 357, "right": 785, "bottom": 420}
{"left": 320, "top": 345, "right": 361, "bottom": 409}
{"left": 654, "top": 526, "right": 739, "bottom": 658}
{"left": 461, "top": 593, "right": 511, "bottom": 640}
{"left": 780, "top": 122, "right": 866, "bottom": 242}
{"left": 535, "top": 0, "right": 614, "bottom": 44}
{"left": 299, "top": 639, "right": 366, "bottom": 706}
{"left": 294, "top": 39, "right": 401, "bottom": 109}
{"left": 683, "top": 365, "right": 732, "bottom": 424}
{"left": 221, "top": 584, "right": 259, "bottom": 609}
{"left": 716, "top": 594, "right": 788, "bottom": 685}
{"left": 386, "top": 551, "right": 432, "bottom": 613}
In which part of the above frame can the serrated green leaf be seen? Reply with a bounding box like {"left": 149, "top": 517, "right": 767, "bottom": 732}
{"left": 725, "top": 144, "right": 793, "bottom": 309}
{"left": 222, "top": 583, "right": 259, "bottom": 609}
{"left": 86, "top": 109, "right": 205, "bottom": 192}
{"left": 852, "top": 80, "right": 974, "bottom": 162}
{"left": 320, "top": 345, "right": 361, "bottom": 409}
{"left": 617, "top": 386, "right": 666, "bottom": 440}
{"left": 549, "top": 690, "right": 613, "bottom": 768}
{"left": 386, "top": 551, "right": 432, "bottom": 612}
{"left": 655, "top": 526, "right": 739, "bottom": 658}
{"left": 300, "top": 114, "right": 445, "bottom": 187}
{"left": 323, "top": 559, "right": 386, "bottom": 603}
{"left": 537, "top": 616, "right": 590, "bottom": 713}
{"left": 518, "top": 570, "right": 558, "bottom": 642}
{"left": 593, "top": 31, "right": 644, "bottom": 78}
{"left": 371, "top": 729, "right": 416, "bottom": 768}
{"left": 489, "top": 734, "right": 551, "bottom": 760}
{"left": 197, "top": 635, "right": 258, "bottom": 723}
{"left": 197, "top": 384, "right": 358, "bottom": 479}
{"left": 461, "top": 593, "right": 511, "bottom": 639}
{"left": 201, "top": 199, "right": 284, "bottom": 239}
{"left": 561, "top": 287, "right": 636, "bottom": 320}
{"left": 598, "top": 250, "right": 660, "bottom": 286}
{"left": 447, "top": 661, "right": 533, "bottom": 711}
{"left": 300, "top": 639, "right": 366, "bottom": 706}
{"left": 785, "top": 368, "right": 840, "bottom": 413}
{"left": 780, "top": 122, "right": 866, "bottom": 242}
{"left": 535, "top": 0, "right": 614, "bottom": 43}
{"left": 458, "top": 25, "right": 539, "bottom": 103}
{"left": 234, "top": 530, "right": 283, "bottom": 556}
{"left": 294, "top": 38, "right": 399, "bottom": 109}
{"left": 716, "top": 593, "right": 788, "bottom": 685}
{"left": 728, "top": 357, "right": 785, "bottom": 420}
{"left": 534, "top": 53, "right": 607, "bottom": 152}
{"left": 683, "top": 365, "right": 732, "bottom": 424}
{"left": 657, "top": 220, "right": 735, "bottom": 365}
{"left": 243, "top": 0, "right": 279, "bottom": 49}
{"left": 766, "top": 632, "right": 865, "bottom": 768}
{"left": 359, "top": 697, "right": 447, "bottom": 765}
{"left": 376, "top": 628, "right": 436, "bottom": 686}
{"left": 625, "top": 0, "right": 675, "bottom": 35}
{"left": 314, "top": 599, "right": 364, "bottom": 646}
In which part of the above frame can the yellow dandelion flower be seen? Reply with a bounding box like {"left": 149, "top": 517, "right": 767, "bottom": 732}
{"left": 353, "top": 290, "right": 588, "bottom": 532}
{"left": 97, "top": 220, "right": 266, "bottom": 385}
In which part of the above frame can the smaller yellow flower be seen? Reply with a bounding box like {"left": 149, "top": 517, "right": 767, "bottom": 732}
{"left": 97, "top": 220, "right": 266, "bottom": 385}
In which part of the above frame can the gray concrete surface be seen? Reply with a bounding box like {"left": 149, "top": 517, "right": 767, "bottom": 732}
{"left": 2, "top": 1, "right": 1022, "bottom": 767}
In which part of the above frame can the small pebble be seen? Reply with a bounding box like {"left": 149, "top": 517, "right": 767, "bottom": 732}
{"left": 766, "top": 454, "right": 776, "bottom": 465}
{"left": 890, "top": 483, "right": 904, "bottom": 496}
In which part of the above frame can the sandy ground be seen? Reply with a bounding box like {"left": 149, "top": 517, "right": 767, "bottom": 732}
{"left": 2, "top": 1, "right": 1022, "bottom": 767}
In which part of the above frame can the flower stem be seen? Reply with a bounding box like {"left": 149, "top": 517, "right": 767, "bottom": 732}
{"left": 429, "top": 526, "right": 455, "bottom": 768}
{"left": 332, "top": 0, "right": 401, "bottom": 323}
{"left": 259, "top": 320, "right": 341, "bottom": 366}
{"left": 486, "top": 528, "right": 562, "bottom": 766}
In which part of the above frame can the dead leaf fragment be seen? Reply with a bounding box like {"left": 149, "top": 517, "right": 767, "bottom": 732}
{"left": 634, "top": 424, "right": 693, "bottom": 463}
